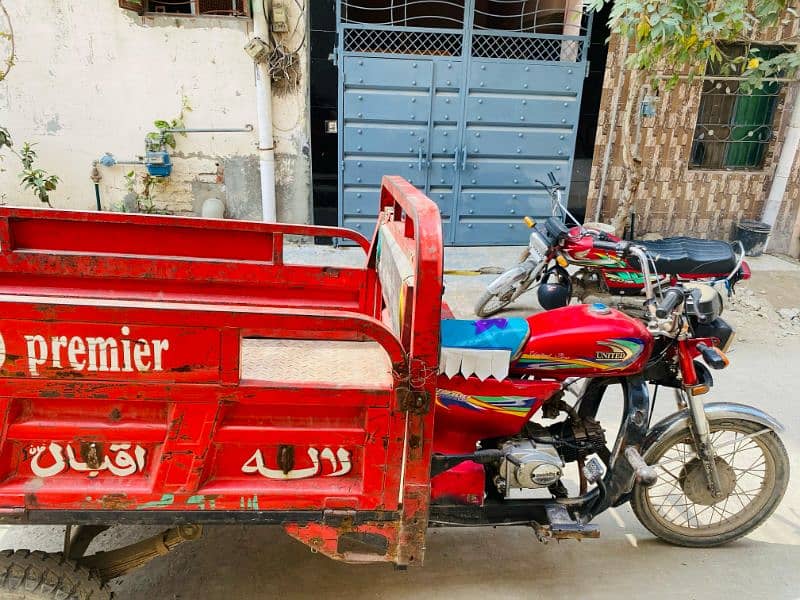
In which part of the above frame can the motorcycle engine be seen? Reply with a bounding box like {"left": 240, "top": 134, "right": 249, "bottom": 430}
{"left": 497, "top": 439, "right": 564, "bottom": 495}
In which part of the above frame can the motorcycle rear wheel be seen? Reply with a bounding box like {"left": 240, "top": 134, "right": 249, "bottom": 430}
{"left": 631, "top": 418, "right": 789, "bottom": 547}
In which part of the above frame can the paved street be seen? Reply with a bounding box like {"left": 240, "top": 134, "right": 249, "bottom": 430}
{"left": 0, "top": 247, "right": 798, "bottom": 600}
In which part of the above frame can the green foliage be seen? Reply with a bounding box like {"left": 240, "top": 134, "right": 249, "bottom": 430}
{"left": 0, "top": 129, "right": 59, "bottom": 207}
{"left": 122, "top": 170, "right": 171, "bottom": 215}
{"left": 145, "top": 95, "right": 193, "bottom": 152}
{"left": 19, "top": 143, "right": 59, "bottom": 207}
{"left": 586, "top": 0, "right": 800, "bottom": 90}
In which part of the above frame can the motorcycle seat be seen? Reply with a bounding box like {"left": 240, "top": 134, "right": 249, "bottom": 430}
{"left": 634, "top": 237, "right": 738, "bottom": 275}
{"left": 439, "top": 318, "right": 530, "bottom": 381}
{"left": 440, "top": 318, "right": 530, "bottom": 356}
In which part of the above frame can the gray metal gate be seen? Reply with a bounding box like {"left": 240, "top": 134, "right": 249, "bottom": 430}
{"left": 337, "top": 1, "right": 591, "bottom": 245}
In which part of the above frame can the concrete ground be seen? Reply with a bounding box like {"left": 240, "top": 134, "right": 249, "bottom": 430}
{"left": 0, "top": 247, "right": 798, "bottom": 599}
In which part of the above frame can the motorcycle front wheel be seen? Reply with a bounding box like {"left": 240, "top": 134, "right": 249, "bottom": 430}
{"left": 631, "top": 418, "right": 789, "bottom": 547}
{"left": 474, "top": 286, "right": 520, "bottom": 317}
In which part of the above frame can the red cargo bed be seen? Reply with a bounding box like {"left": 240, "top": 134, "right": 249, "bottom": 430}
{"left": 0, "top": 176, "right": 442, "bottom": 565}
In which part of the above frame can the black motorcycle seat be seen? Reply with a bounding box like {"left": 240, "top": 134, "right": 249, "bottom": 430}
{"left": 634, "top": 237, "right": 738, "bottom": 275}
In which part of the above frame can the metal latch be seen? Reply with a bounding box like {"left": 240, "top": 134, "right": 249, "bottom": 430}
{"left": 398, "top": 387, "right": 430, "bottom": 414}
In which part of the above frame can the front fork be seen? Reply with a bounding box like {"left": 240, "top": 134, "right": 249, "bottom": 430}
{"left": 676, "top": 339, "right": 723, "bottom": 498}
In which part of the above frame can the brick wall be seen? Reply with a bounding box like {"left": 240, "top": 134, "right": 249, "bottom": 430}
{"left": 586, "top": 32, "right": 800, "bottom": 256}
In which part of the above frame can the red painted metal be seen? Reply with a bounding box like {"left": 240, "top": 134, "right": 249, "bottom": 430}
{"left": 0, "top": 176, "right": 441, "bottom": 566}
{"left": 512, "top": 304, "right": 653, "bottom": 379}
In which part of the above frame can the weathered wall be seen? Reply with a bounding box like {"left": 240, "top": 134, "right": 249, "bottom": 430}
{"left": 0, "top": 0, "right": 310, "bottom": 223}
{"left": 587, "top": 31, "right": 800, "bottom": 256}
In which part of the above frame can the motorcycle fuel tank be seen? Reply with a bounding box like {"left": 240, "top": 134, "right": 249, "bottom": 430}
{"left": 512, "top": 303, "right": 653, "bottom": 378}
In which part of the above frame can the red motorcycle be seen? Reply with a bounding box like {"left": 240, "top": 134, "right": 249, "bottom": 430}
{"left": 437, "top": 240, "right": 787, "bottom": 547}
{"left": 475, "top": 174, "right": 750, "bottom": 318}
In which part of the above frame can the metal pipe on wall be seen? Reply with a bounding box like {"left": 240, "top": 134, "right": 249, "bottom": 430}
{"left": 762, "top": 85, "right": 800, "bottom": 252}
{"left": 253, "top": 0, "right": 277, "bottom": 222}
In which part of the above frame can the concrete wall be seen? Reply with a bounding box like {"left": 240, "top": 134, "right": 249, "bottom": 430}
{"left": 586, "top": 28, "right": 800, "bottom": 256}
{"left": 0, "top": 0, "right": 310, "bottom": 224}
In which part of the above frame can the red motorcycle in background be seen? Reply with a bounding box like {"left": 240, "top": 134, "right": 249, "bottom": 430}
{"left": 475, "top": 174, "right": 750, "bottom": 318}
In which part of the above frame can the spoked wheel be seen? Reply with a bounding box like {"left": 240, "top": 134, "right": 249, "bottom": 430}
{"left": 474, "top": 286, "right": 520, "bottom": 317}
{"left": 631, "top": 418, "right": 789, "bottom": 547}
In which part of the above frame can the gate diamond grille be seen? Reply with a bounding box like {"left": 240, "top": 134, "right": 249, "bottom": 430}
{"left": 343, "top": 28, "right": 463, "bottom": 56}
{"left": 471, "top": 34, "right": 583, "bottom": 62}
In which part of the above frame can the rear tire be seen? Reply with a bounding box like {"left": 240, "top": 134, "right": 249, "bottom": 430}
{"left": 0, "top": 550, "right": 111, "bottom": 599}
{"left": 631, "top": 418, "right": 789, "bottom": 547}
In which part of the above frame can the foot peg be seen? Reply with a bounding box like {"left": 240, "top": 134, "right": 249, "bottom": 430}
{"left": 625, "top": 447, "right": 658, "bottom": 487}
{"left": 532, "top": 504, "right": 600, "bottom": 542}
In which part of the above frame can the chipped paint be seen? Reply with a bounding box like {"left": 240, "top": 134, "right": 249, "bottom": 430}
{"left": 138, "top": 494, "right": 175, "bottom": 510}
{"left": 1, "top": 1, "right": 310, "bottom": 225}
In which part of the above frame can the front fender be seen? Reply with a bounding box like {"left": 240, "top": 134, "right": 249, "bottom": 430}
{"left": 642, "top": 402, "right": 785, "bottom": 459}
{"left": 486, "top": 265, "right": 530, "bottom": 294}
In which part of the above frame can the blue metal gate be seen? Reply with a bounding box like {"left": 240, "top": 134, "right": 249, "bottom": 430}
{"left": 337, "top": 1, "right": 591, "bottom": 245}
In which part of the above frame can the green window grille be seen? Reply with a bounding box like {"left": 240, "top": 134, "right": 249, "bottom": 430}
{"left": 690, "top": 46, "right": 783, "bottom": 170}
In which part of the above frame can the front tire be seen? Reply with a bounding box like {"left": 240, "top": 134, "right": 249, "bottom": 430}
{"left": 631, "top": 418, "right": 789, "bottom": 547}
{"left": 0, "top": 550, "right": 111, "bottom": 599}
{"left": 474, "top": 287, "right": 517, "bottom": 317}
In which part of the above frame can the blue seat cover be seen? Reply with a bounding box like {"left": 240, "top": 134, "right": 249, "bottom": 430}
{"left": 440, "top": 318, "right": 530, "bottom": 355}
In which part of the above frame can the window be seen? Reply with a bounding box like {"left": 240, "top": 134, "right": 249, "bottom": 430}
{"left": 690, "top": 45, "right": 784, "bottom": 170}
{"left": 145, "top": 1, "right": 248, "bottom": 16}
